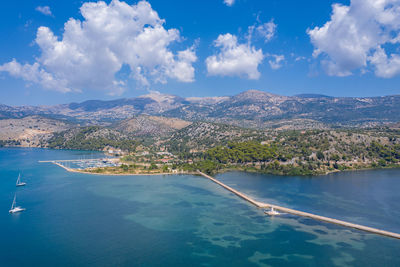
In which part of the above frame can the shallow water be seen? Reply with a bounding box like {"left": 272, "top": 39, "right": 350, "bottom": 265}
{"left": 1, "top": 148, "right": 399, "bottom": 266}
{"left": 216, "top": 170, "right": 400, "bottom": 233}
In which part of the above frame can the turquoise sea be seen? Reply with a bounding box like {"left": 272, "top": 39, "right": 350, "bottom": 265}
{"left": 1, "top": 148, "right": 399, "bottom": 266}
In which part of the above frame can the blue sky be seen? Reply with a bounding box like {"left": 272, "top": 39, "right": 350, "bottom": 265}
{"left": 1, "top": 0, "right": 400, "bottom": 105}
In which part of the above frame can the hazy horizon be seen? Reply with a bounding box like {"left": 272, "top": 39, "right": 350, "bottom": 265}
{"left": 2, "top": 89, "right": 400, "bottom": 107}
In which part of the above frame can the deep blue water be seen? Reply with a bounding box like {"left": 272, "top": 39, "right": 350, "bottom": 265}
{"left": 1, "top": 148, "right": 399, "bottom": 266}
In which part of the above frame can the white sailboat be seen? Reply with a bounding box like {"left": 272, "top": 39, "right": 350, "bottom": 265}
{"left": 9, "top": 193, "right": 25, "bottom": 214}
{"left": 264, "top": 207, "right": 280, "bottom": 216}
{"left": 16, "top": 173, "right": 26, "bottom": 187}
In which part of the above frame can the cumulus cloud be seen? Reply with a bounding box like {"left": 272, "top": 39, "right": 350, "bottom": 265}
{"left": 35, "top": 6, "right": 53, "bottom": 16}
{"left": 224, "top": 0, "right": 235, "bottom": 6}
{"left": 0, "top": 0, "right": 196, "bottom": 94}
{"left": 256, "top": 20, "right": 277, "bottom": 42}
{"left": 369, "top": 46, "right": 400, "bottom": 78}
{"left": 0, "top": 59, "right": 70, "bottom": 92}
{"left": 268, "top": 54, "right": 285, "bottom": 70}
{"left": 206, "top": 33, "right": 264, "bottom": 79}
{"left": 307, "top": 0, "right": 400, "bottom": 78}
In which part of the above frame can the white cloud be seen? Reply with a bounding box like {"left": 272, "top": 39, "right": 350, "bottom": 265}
{"left": 256, "top": 20, "right": 276, "bottom": 42}
{"left": 224, "top": 0, "right": 235, "bottom": 6}
{"left": 294, "top": 55, "right": 307, "bottom": 62}
{"left": 268, "top": 54, "right": 285, "bottom": 70}
{"left": 35, "top": 6, "right": 53, "bottom": 16}
{"left": 206, "top": 33, "right": 264, "bottom": 79}
{"left": 307, "top": 0, "right": 400, "bottom": 78}
{"left": 0, "top": 59, "right": 71, "bottom": 92}
{"left": 247, "top": 19, "right": 277, "bottom": 44}
{"left": 369, "top": 46, "right": 400, "bottom": 78}
{"left": 0, "top": 0, "right": 196, "bottom": 94}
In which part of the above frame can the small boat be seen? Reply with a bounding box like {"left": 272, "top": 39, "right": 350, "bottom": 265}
{"left": 264, "top": 207, "right": 280, "bottom": 216}
{"left": 16, "top": 173, "right": 26, "bottom": 187}
{"left": 9, "top": 194, "right": 25, "bottom": 214}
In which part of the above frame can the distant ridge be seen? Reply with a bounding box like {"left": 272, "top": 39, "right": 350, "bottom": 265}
{"left": 295, "top": 94, "right": 333, "bottom": 98}
{"left": 1, "top": 89, "right": 400, "bottom": 128}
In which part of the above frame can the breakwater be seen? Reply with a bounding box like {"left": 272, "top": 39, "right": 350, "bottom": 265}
{"left": 198, "top": 171, "right": 400, "bottom": 240}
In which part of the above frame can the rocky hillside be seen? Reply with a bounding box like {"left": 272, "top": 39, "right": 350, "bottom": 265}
{"left": 0, "top": 116, "right": 71, "bottom": 147}
{"left": 0, "top": 114, "right": 191, "bottom": 150}
{"left": 115, "top": 115, "right": 191, "bottom": 136}
{"left": 1, "top": 90, "right": 400, "bottom": 128}
{"left": 164, "top": 90, "right": 400, "bottom": 127}
{"left": 47, "top": 126, "right": 138, "bottom": 152}
{"left": 161, "top": 121, "right": 266, "bottom": 153}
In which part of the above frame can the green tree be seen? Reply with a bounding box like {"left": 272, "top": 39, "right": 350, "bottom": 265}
{"left": 316, "top": 151, "right": 324, "bottom": 160}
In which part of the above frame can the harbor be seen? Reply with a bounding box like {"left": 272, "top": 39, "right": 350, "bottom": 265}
{"left": 39, "top": 158, "right": 121, "bottom": 170}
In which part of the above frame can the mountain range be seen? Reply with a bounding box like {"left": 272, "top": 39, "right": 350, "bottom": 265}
{"left": 1, "top": 90, "right": 400, "bottom": 128}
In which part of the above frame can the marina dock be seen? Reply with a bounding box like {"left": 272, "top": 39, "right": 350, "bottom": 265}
{"left": 39, "top": 158, "right": 118, "bottom": 163}
{"left": 39, "top": 158, "right": 120, "bottom": 169}
{"left": 198, "top": 171, "right": 400, "bottom": 240}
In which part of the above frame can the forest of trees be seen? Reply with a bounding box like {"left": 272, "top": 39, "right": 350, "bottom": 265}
{"left": 198, "top": 135, "right": 400, "bottom": 175}
{"left": 206, "top": 142, "right": 278, "bottom": 164}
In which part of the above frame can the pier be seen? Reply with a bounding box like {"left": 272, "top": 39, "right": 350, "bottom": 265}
{"left": 198, "top": 171, "right": 400, "bottom": 240}
{"left": 52, "top": 162, "right": 78, "bottom": 172}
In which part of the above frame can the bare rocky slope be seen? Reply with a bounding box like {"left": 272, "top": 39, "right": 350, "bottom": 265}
{"left": 1, "top": 90, "right": 400, "bottom": 128}
{"left": 0, "top": 114, "right": 192, "bottom": 149}
{"left": 0, "top": 116, "right": 72, "bottom": 147}
{"left": 114, "top": 115, "right": 191, "bottom": 136}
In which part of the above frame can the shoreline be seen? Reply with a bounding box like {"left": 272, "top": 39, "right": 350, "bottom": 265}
{"left": 52, "top": 161, "right": 400, "bottom": 177}
{"left": 2, "top": 145, "right": 394, "bottom": 177}
{"left": 208, "top": 164, "right": 400, "bottom": 177}
{"left": 53, "top": 162, "right": 197, "bottom": 176}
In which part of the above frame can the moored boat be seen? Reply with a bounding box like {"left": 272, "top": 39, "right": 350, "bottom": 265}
{"left": 9, "top": 193, "right": 25, "bottom": 214}
{"left": 264, "top": 207, "right": 280, "bottom": 216}
{"left": 16, "top": 173, "right": 26, "bottom": 187}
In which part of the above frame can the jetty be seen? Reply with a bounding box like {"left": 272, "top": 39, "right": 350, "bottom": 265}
{"left": 197, "top": 171, "right": 400, "bottom": 240}
{"left": 52, "top": 162, "right": 77, "bottom": 172}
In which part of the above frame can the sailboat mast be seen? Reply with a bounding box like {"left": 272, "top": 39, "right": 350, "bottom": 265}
{"left": 11, "top": 194, "right": 16, "bottom": 209}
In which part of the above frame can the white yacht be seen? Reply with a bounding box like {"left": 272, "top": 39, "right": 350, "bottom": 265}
{"left": 9, "top": 194, "right": 25, "bottom": 214}
{"left": 264, "top": 207, "right": 280, "bottom": 216}
{"left": 16, "top": 173, "right": 26, "bottom": 187}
